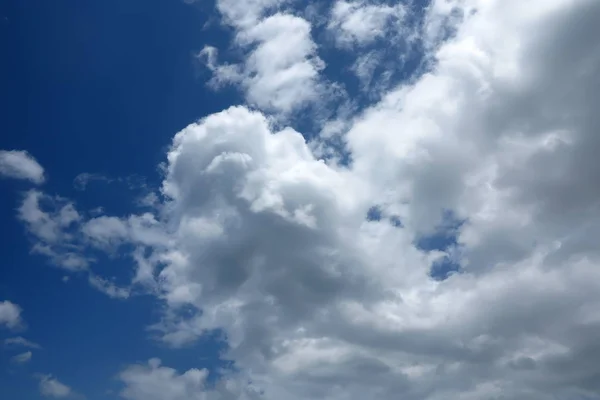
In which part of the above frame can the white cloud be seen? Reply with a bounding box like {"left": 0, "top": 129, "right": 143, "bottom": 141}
{"left": 141, "top": 106, "right": 433, "bottom": 394}
{"left": 81, "top": 216, "right": 129, "bottom": 247}
{"left": 0, "top": 301, "right": 23, "bottom": 330}
{"left": 137, "top": 192, "right": 160, "bottom": 208}
{"left": 15, "top": 190, "right": 170, "bottom": 297}
{"left": 88, "top": 274, "right": 130, "bottom": 300}
{"left": 18, "top": 190, "right": 88, "bottom": 271}
{"left": 238, "top": 13, "right": 325, "bottom": 114}
{"left": 82, "top": 213, "right": 172, "bottom": 250}
{"left": 195, "top": 0, "right": 330, "bottom": 116}
{"left": 4, "top": 336, "right": 42, "bottom": 349}
{"left": 350, "top": 49, "right": 397, "bottom": 96}
{"left": 31, "top": 244, "right": 90, "bottom": 271}
{"left": 11, "top": 351, "right": 32, "bottom": 364}
{"left": 8, "top": 0, "right": 600, "bottom": 399}
{"left": 0, "top": 150, "right": 45, "bottom": 184}
{"left": 19, "top": 190, "right": 81, "bottom": 244}
{"left": 39, "top": 375, "right": 72, "bottom": 398}
{"left": 328, "top": 0, "right": 406, "bottom": 47}
{"left": 421, "top": 0, "right": 479, "bottom": 50}
{"left": 119, "top": 359, "right": 258, "bottom": 400}
{"left": 204, "top": 13, "right": 326, "bottom": 114}
{"left": 215, "top": 0, "right": 287, "bottom": 28}
{"left": 324, "top": 1, "right": 419, "bottom": 101}
{"left": 120, "top": 0, "right": 600, "bottom": 398}
{"left": 17, "top": 186, "right": 169, "bottom": 266}
{"left": 119, "top": 359, "right": 207, "bottom": 400}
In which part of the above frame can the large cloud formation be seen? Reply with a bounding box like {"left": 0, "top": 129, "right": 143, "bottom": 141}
{"left": 15, "top": 0, "right": 600, "bottom": 399}
{"left": 120, "top": 0, "right": 600, "bottom": 398}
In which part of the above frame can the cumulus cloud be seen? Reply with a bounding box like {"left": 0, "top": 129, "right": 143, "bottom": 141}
{"left": 11, "top": 351, "right": 32, "bottom": 364}
{"left": 38, "top": 375, "right": 72, "bottom": 398}
{"left": 0, "top": 301, "right": 23, "bottom": 330}
{"left": 10, "top": 0, "right": 600, "bottom": 399}
{"left": 196, "top": 0, "right": 334, "bottom": 116}
{"left": 120, "top": 106, "right": 433, "bottom": 398}
{"left": 115, "top": 0, "right": 600, "bottom": 399}
{"left": 0, "top": 150, "right": 45, "bottom": 184}
{"left": 236, "top": 13, "right": 326, "bottom": 113}
{"left": 203, "top": 13, "right": 326, "bottom": 114}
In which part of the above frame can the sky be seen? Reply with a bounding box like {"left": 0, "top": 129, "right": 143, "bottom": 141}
{"left": 1, "top": 0, "right": 600, "bottom": 399}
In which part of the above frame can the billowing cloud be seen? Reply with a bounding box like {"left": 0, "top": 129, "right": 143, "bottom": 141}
{"left": 195, "top": 0, "right": 335, "bottom": 116}
{"left": 202, "top": 13, "right": 326, "bottom": 114}
{"left": 10, "top": 0, "right": 600, "bottom": 399}
{"left": 116, "top": 0, "right": 600, "bottom": 399}
{"left": 0, "top": 301, "right": 23, "bottom": 330}
{"left": 0, "top": 150, "right": 45, "bottom": 184}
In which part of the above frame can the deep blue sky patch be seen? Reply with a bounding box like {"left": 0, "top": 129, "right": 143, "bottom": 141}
{"left": 0, "top": 1, "right": 239, "bottom": 398}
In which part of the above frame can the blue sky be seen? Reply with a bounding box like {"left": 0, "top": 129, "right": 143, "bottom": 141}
{"left": 1, "top": 1, "right": 235, "bottom": 398}
{"left": 1, "top": 0, "right": 600, "bottom": 399}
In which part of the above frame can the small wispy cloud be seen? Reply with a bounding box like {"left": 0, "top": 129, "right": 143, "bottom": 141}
{"left": 11, "top": 351, "right": 32, "bottom": 364}
{"left": 4, "top": 336, "right": 42, "bottom": 349}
